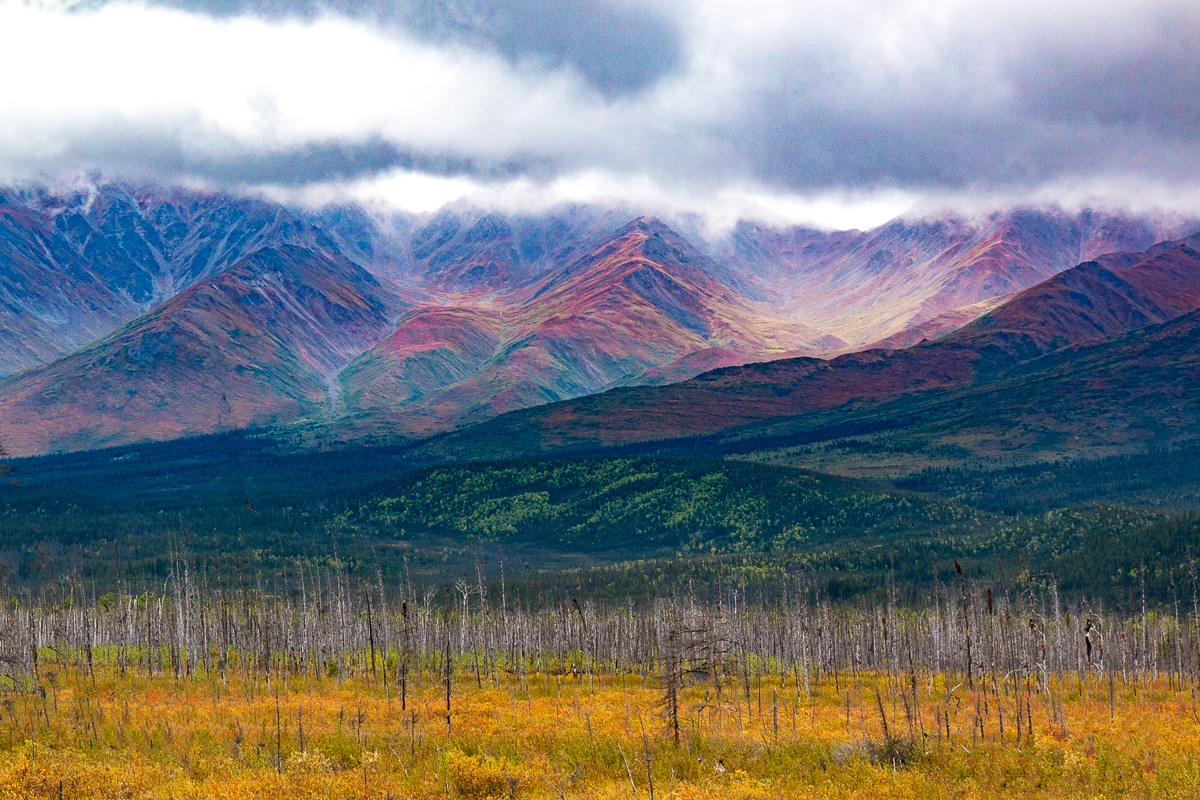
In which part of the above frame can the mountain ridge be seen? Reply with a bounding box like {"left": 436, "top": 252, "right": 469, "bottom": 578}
{"left": 0, "top": 245, "right": 408, "bottom": 454}
{"left": 332, "top": 216, "right": 845, "bottom": 439}
{"left": 407, "top": 234, "right": 1200, "bottom": 464}
{"left": 2, "top": 183, "right": 1197, "bottom": 456}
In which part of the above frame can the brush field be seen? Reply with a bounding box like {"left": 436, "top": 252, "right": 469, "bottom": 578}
{"left": 3, "top": 659, "right": 1198, "bottom": 799}
{"left": 3, "top": 590, "right": 1200, "bottom": 799}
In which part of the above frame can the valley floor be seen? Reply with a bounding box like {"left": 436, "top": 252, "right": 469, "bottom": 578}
{"left": 2, "top": 663, "right": 1197, "bottom": 799}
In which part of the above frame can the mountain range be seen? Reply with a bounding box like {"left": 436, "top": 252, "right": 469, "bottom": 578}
{"left": 420, "top": 234, "right": 1200, "bottom": 471}
{"left": 0, "top": 182, "right": 1196, "bottom": 457}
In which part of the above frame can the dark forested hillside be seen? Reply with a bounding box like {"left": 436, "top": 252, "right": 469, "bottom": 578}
{"left": 2, "top": 435, "right": 1198, "bottom": 608}
{"left": 896, "top": 443, "right": 1200, "bottom": 514}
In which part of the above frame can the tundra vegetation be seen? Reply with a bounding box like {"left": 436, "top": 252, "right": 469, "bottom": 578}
{"left": 0, "top": 561, "right": 1199, "bottom": 799}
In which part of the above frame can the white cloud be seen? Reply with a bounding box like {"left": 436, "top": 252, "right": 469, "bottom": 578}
{"left": 0, "top": 1, "right": 596, "bottom": 158}
{"left": 258, "top": 166, "right": 914, "bottom": 232}
{"left": 0, "top": 0, "right": 1196, "bottom": 227}
{"left": 260, "top": 168, "right": 484, "bottom": 213}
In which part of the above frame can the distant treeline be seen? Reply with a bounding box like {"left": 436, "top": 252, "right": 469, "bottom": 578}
{"left": 897, "top": 442, "right": 1200, "bottom": 514}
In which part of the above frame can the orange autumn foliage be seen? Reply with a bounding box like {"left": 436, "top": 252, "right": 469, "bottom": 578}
{"left": 0, "top": 658, "right": 1198, "bottom": 799}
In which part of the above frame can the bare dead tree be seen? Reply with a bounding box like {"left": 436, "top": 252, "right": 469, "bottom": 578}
{"left": 0, "top": 442, "right": 15, "bottom": 488}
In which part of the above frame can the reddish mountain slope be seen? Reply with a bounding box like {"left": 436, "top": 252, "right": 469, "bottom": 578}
{"left": 416, "top": 237, "right": 1200, "bottom": 460}
{"left": 774, "top": 303, "right": 1200, "bottom": 465}
{"left": 947, "top": 241, "right": 1200, "bottom": 366}
{"left": 724, "top": 209, "right": 1196, "bottom": 347}
{"left": 339, "top": 307, "right": 504, "bottom": 412}
{"left": 0, "top": 246, "right": 406, "bottom": 455}
{"left": 333, "top": 218, "right": 845, "bottom": 437}
{"left": 0, "top": 185, "right": 344, "bottom": 376}
{"left": 940, "top": 306, "right": 1200, "bottom": 454}
{"left": 866, "top": 294, "right": 1015, "bottom": 350}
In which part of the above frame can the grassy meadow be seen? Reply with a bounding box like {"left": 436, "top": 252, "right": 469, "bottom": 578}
{"left": 3, "top": 658, "right": 1198, "bottom": 799}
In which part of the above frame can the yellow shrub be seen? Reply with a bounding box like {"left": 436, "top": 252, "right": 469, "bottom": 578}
{"left": 443, "top": 749, "right": 526, "bottom": 799}
{"left": 286, "top": 749, "right": 333, "bottom": 775}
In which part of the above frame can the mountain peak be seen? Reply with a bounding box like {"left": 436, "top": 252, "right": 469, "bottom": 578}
{"left": 618, "top": 215, "right": 675, "bottom": 236}
{"left": 409, "top": 234, "right": 1200, "bottom": 463}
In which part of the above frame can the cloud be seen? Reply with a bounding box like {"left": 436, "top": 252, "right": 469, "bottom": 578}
{"left": 0, "top": 0, "right": 1197, "bottom": 228}
{"left": 700, "top": 0, "right": 1200, "bottom": 191}
{"left": 272, "top": 167, "right": 917, "bottom": 231}
{"left": 146, "top": 0, "right": 685, "bottom": 97}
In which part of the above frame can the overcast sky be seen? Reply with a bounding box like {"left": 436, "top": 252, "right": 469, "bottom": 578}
{"left": 1, "top": 0, "right": 1197, "bottom": 228}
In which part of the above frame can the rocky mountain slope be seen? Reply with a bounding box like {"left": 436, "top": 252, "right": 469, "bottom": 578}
{"left": 0, "top": 185, "right": 343, "bottom": 376}
{"left": 335, "top": 217, "right": 843, "bottom": 437}
{"left": 722, "top": 209, "right": 1192, "bottom": 347}
{"left": 0, "top": 246, "right": 407, "bottom": 454}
